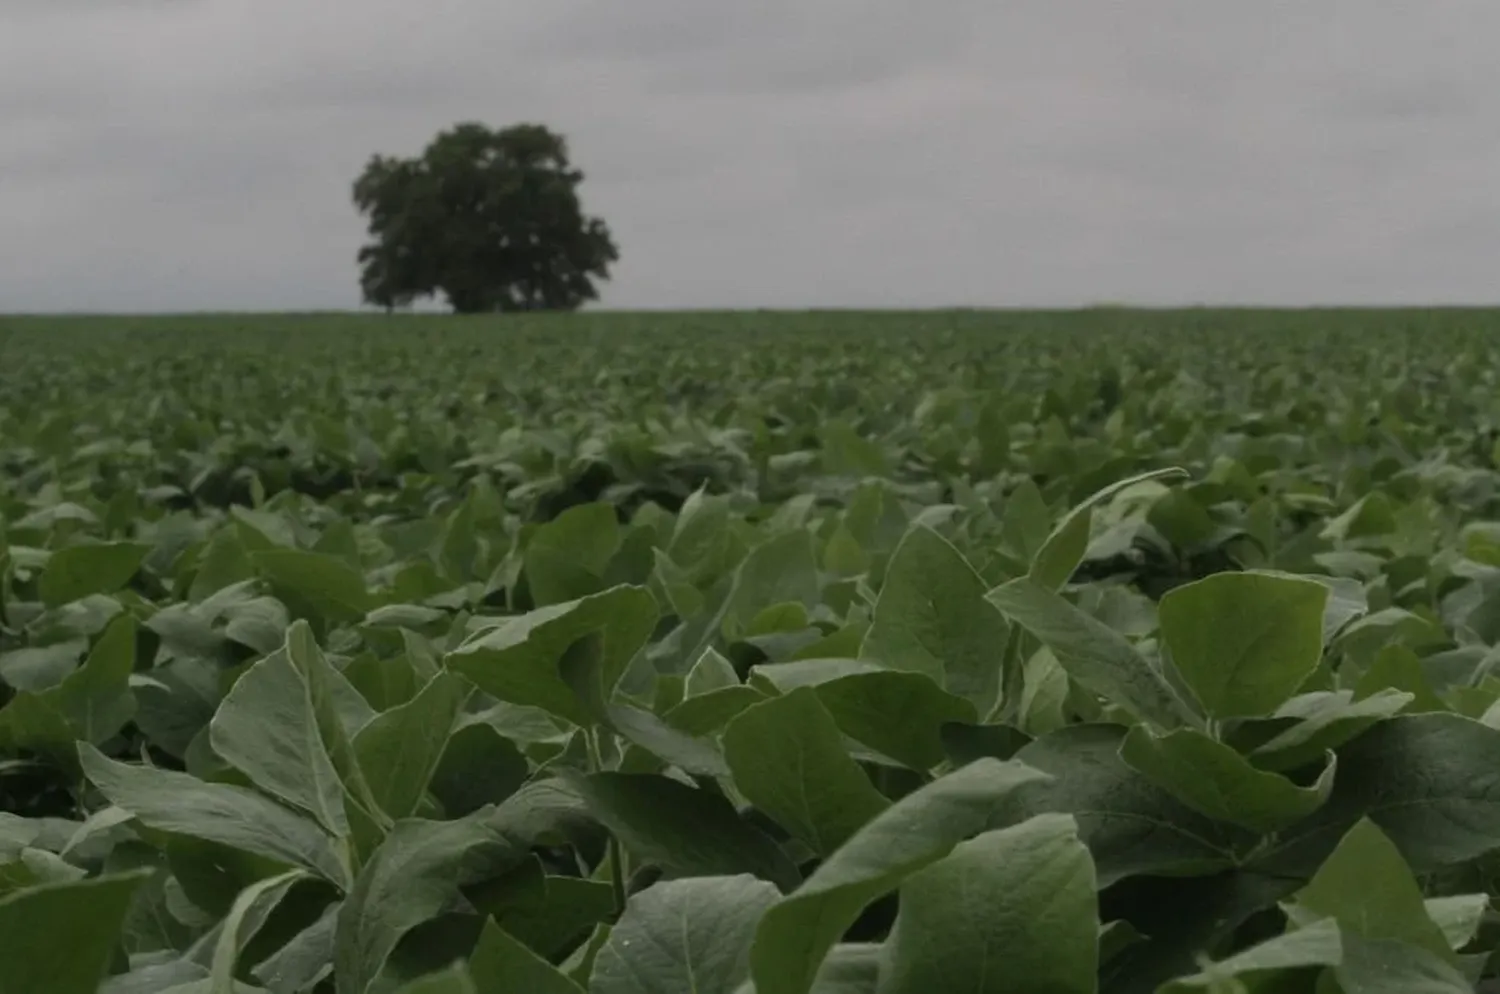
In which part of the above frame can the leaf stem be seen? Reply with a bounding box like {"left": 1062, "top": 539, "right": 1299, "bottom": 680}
{"left": 586, "top": 727, "right": 628, "bottom": 914}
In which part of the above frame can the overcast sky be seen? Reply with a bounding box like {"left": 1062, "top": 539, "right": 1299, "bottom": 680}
{"left": 3, "top": 1, "right": 1499, "bottom": 312}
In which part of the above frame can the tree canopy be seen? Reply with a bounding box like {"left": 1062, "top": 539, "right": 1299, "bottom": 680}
{"left": 351, "top": 122, "right": 619, "bottom": 314}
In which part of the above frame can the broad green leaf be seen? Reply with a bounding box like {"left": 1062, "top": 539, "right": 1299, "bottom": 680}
{"left": 1014, "top": 724, "right": 1247, "bottom": 886}
{"left": 334, "top": 810, "right": 519, "bottom": 994}
{"left": 445, "top": 585, "right": 658, "bottom": 727}
{"left": 939, "top": 721, "right": 1032, "bottom": 766}
{"left": 251, "top": 901, "right": 338, "bottom": 992}
{"left": 1291, "top": 818, "right": 1452, "bottom": 960}
{"left": 860, "top": 526, "right": 1011, "bottom": 714}
{"left": 352, "top": 672, "right": 470, "bottom": 820}
{"left": 1269, "top": 713, "right": 1500, "bottom": 874}
{"left": 1159, "top": 917, "right": 1343, "bottom": 991}
{"left": 0, "top": 638, "right": 87, "bottom": 693}
{"left": 1239, "top": 688, "right": 1414, "bottom": 772}
{"left": 1424, "top": 894, "right": 1488, "bottom": 951}
{"left": 209, "top": 645, "right": 350, "bottom": 839}
{"left": 79, "top": 743, "right": 350, "bottom": 888}
{"left": 567, "top": 772, "right": 801, "bottom": 891}
{"left": 281, "top": 623, "right": 386, "bottom": 838}
{"left": 561, "top": 923, "right": 612, "bottom": 987}
{"left": 0, "top": 870, "right": 151, "bottom": 994}
{"left": 0, "top": 613, "right": 136, "bottom": 762}
{"left": 607, "top": 704, "right": 729, "bottom": 778}
{"left": 879, "top": 813, "right": 1097, "bottom": 994}
{"left": 481, "top": 870, "right": 614, "bottom": 960}
{"left": 748, "top": 757, "right": 1050, "bottom": 994}
{"left": 428, "top": 717, "right": 531, "bottom": 818}
{"left": 1029, "top": 467, "right": 1187, "bottom": 590}
{"left": 669, "top": 486, "right": 731, "bottom": 576}
{"left": 1333, "top": 934, "right": 1473, "bottom": 993}
{"left": 722, "top": 688, "right": 890, "bottom": 855}
{"left": 190, "top": 527, "right": 257, "bottom": 602}
{"left": 653, "top": 548, "right": 705, "bottom": 619}
{"left": 389, "top": 964, "right": 478, "bottom": 994}
{"left": 664, "top": 685, "right": 769, "bottom": 738}
{"left": 38, "top": 540, "right": 151, "bottom": 607}
{"left": 686, "top": 647, "right": 741, "bottom": 696}
{"left": 209, "top": 869, "right": 309, "bottom": 994}
{"left": 1000, "top": 478, "right": 1051, "bottom": 563}
{"left": 1120, "top": 725, "right": 1335, "bottom": 833}
{"left": 590, "top": 875, "right": 779, "bottom": 994}
{"left": 253, "top": 548, "right": 372, "bottom": 625}
{"left": 524, "top": 502, "right": 621, "bottom": 607}
{"left": 1354, "top": 644, "right": 1447, "bottom": 713}
{"left": 750, "top": 660, "right": 977, "bottom": 769}
{"left": 468, "top": 919, "right": 583, "bottom": 994}
{"left": 985, "top": 576, "right": 1187, "bottom": 728}
{"left": 1158, "top": 571, "right": 1328, "bottom": 719}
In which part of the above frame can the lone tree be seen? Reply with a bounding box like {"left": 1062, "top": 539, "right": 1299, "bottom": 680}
{"left": 351, "top": 122, "right": 619, "bottom": 314}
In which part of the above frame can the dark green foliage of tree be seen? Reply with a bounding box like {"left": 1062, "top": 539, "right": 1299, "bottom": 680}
{"left": 352, "top": 122, "right": 619, "bottom": 315}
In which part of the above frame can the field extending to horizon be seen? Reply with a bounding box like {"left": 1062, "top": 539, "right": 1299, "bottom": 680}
{"left": 6, "top": 307, "right": 1500, "bottom": 993}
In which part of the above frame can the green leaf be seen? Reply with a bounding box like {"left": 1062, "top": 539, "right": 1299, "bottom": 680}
{"left": 251, "top": 902, "right": 338, "bottom": 991}
{"left": 79, "top": 743, "right": 349, "bottom": 887}
{"left": 589, "top": 875, "right": 779, "bottom": 994}
{"left": 388, "top": 964, "right": 478, "bottom": 994}
{"left": 1238, "top": 688, "right": 1414, "bottom": 772}
{"left": 353, "top": 672, "right": 470, "bottom": 820}
{"left": 1158, "top": 570, "right": 1329, "bottom": 719}
{"left": 38, "top": 540, "right": 151, "bottom": 607}
{"left": 1029, "top": 467, "right": 1188, "bottom": 590}
{"left": 607, "top": 704, "right": 729, "bottom": 778}
{"left": 0, "top": 614, "right": 137, "bottom": 762}
{"left": 879, "top": 813, "right": 1097, "bottom": 994}
{"left": 208, "top": 869, "right": 309, "bottom": 994}
{"left": 1120, "top": 725, "right": 1335, "bottom": 833}
{"left": 428, "top": 716, "right": 531, "bottom": 818}
{"left": 1291, "top": 818, "right": 1452, "bottom": 960}
{"left": 1424, "top": 894, "right": 1488, "bottom": 951}
{"left": 653, "top": 548, "right": 705, "bottom": 619}
{"left": 1159, "top": 917, "right": 1343, "bottom": 991}
{"left": 1333, "top": 934, "right": 1473, "bottom": 993}
{"left": 860, "top": 526, "right": 1011, "bottom": 714}
{"left": 567, "top": 772, "right": 802, "bottom": 891}
{"left": 253, "top": 549, "right": 373, "bottom": 625}
{"left": 0, "top": 870, "right": 151, "bottom": 994}
{"left": 561, "top": 923, "right": 612, "bottom": 987}
{"left": 190, "top": 527, "right": 257, "bottom": 602}
{"left": 1000, "top": 478, "right": 1051, "bottom": 564}
{"left": 524, "top": 502, "right": 621, "bottom": 607}
{"left": 209, "top": 642, "right": 351, "bottom": 839}
{"left": 722, "top": 530, "right": 822, "bottom": 641}
{"left": 1355, "top": 644, "right": 1447, "bottom": 713}
{"left": 663, "top": 685, "right": 769, "bottom": 738}
{"left": 334, "top": 810, "right": 518, "bottom": 994}
{"left": 750, "top": 660, "right": 977, "bottom": 770}
{"left": 1269, "top": 713, "right": 1500, "bottom": 874}
{"left": 481, "top": 870, "right": 614, "bottom": 960}
{"left": 468, "top": 919, "right": 583, "bottom": 994}
{"left": 1013, "top": 725, "right": 1247, "bottom": 886}
{"left": 985, "top": 576, "right": 1187, "bottom": 728}
{"left": 722, "top": 688, "right": 890, "bottom": 856}
{"left": 686, "top": 647, "right": 741, "bottom": 696}
{"left": 939, "top": 722, "right": 1033, "bottom": 766}
{"left": 445, "top": 585, "right": 658, "bottom": 727}
{"left": 748, "top": 757, "right": 1050, "bottom": 994}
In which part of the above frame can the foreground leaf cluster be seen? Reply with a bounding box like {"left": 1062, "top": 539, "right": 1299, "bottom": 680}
{"left": 6, "top": 310, "right": 1500, "bottom": 992}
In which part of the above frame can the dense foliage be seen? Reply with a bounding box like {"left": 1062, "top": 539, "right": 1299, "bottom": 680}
{"left": 351, "top": 122, "right": 618, "bottom": 314}
{"left": 4, "top": 308, "right": 1500, "bottom": 992}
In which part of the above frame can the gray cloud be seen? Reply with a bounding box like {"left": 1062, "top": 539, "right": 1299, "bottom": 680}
{"left": 3, "top": 0, "right": 1500, "bottom": 311}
